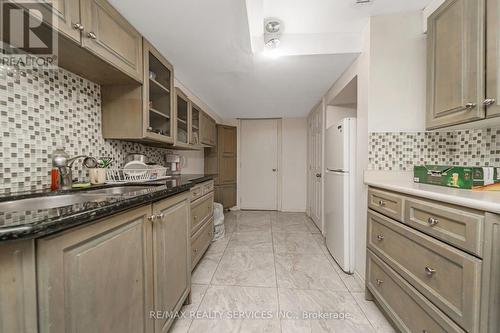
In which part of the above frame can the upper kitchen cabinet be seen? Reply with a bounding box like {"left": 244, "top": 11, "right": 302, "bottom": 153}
{"left": 190, "top": 103, "right": 202, "bottom": 146}
{"left": 200, "top": 111, "right": 217, "bottom": 146}
{"left": 144, "top": 39, "right": 174, "bottom": 143}
{"left": 80, "top": 0, "right": 143, "bottom": 82}
{"left": 102, "top": 38, "right": 174, "bottom": 145}
{"left": 21, "top": 0, "right": 82, "bottom": 42}
{"left": 426, "top": 0, "right": 485, "bottom": 129}
{"left": 486, "top": 0, "right": 500, "bottom": 117}
{"left": 13, "top": 0, "right": 143, "bottom": 84}
{"left": 174, "top": 88, "right": 191, "bottom": 148}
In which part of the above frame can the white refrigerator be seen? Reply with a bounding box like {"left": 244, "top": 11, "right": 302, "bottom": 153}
{"left": 324, "top": 118, "right": 356, "bottom": 274}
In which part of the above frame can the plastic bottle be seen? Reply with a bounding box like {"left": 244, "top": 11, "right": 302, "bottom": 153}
{"left": 51, "top": 146, "right": 69, "bottom": 191}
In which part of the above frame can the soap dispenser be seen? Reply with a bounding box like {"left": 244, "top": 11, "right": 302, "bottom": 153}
{"left": 51, "top": 146, "right": 69, "bottom": 191}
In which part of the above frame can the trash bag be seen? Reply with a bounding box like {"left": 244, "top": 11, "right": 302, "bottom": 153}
{"left": 213, "top": 202, "right": 225, "bottom": 241}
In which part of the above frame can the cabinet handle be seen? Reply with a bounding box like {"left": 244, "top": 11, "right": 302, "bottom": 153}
{"left": 194, "top": 248, "right": 198, "bottom": 253}
{"left": 194, "top": 215, "right": 198, "bottom": 221}
{"left": 465, "top": 102, "right": 477, "bottom": 109}
{"left": 427, "top": 217, "right": 439, "bottom": 226}
{"left": 316, "top": 173, "right": 322, "bottom": 178}
{"left": 73, "top": 23, "right": 84, "bottom": 31}
{"left": 376, "top": 279, "right": 384, "bottom": 286}
{"left": 378, "top": 200, "right": 386, "bottom": 207}
{"left": 87, "top": 32, "right": 97, "bottom": 39}
{"left": 147, "top": 215, "right": 156, "bottom": 222}
{"left": 483, "top": 98, "right": 496, "bottom": 106}
{"left": 425, "top": 266, "right": 436, "bottom": 276}
{"left": 376, "top": 234, "right": 384, "bottom": 241}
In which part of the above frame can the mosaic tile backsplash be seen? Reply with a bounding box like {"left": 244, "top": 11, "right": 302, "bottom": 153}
{"left": 369, "top": 128, "right": 500, "bottom": 171}
{"left": 0, "top": 66, "right": 171, "bottom": 194}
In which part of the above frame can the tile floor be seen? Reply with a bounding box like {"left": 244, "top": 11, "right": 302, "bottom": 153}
{"left": 170, "top": 211, "right": 396, "bottom": 333}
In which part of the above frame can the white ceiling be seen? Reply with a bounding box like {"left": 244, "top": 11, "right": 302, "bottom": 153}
{"left": 109, "top": 0, "right": 431, "bottom": 119}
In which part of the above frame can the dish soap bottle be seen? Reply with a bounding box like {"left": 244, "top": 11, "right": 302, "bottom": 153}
{"left": 51, "top": 146, "right": 69, "bottom": 191}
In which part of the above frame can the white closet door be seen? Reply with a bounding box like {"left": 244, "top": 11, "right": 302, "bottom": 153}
{"left": 240, "top": 119, "right": 279, "bottom": 210}
{"left": 307, "top": 106, "right": 323, "bottom": 230}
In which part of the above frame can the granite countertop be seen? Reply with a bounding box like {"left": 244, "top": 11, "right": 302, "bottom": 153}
{"left": 364, "top": 170, "right": 500, "bottom": 214}
{"left": 0, "top": 174, "right": 214, "bottom": 241}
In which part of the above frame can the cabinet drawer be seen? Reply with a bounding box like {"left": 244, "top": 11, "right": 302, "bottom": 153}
{"left": 191, "top": 185, "right": 203, "bottom": 201}
{"left": 405, "top": 197, "right": 484, "bottom": 256}
{"left": 191, "top": 193, "right": 214, "bottom": 234}
{"left": 368, "top": 210, "right": 482, "bottom": 332}
{"left": 191, "top": 218, "right": 214, "bottom": 269}
{"left": 368, "top": 188, "right": 403, "bottom": 221}
{"left": 367, "top": 251, "right": 465, "bottom": 333}
{"left": 202, "top": 181, "right": 214, "bottom": 195}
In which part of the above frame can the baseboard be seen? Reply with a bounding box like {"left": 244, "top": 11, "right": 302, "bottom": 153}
{"left": 280, "top": 209, "right": 306, "bottom": 213}
{"left": 354, "top": 270, "right": 365, "bottom": 287}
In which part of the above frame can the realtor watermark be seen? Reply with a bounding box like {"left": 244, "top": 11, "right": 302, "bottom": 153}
{"left": 149, "top": 310, "right": 353, "bottom": 321}
{"left": 1, "top": 0, "right": 58, "bottom": 69}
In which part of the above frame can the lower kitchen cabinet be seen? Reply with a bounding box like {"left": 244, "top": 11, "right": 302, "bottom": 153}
{"left": 215, "top": 184, "right": 237, "bottom": 210}
{"left": 190, "top": 180, "right": 215, "bottom": 269}
{"left": 37, "top": 205, "right": 153, "bottom": 333}
{"left": 151, "top": 194, "right": 191, "bottom": 332}
{"left": 0, "top": 240, "right": 37, "bottom": 333}
{"left": 366, "top": 187, "right": 500, "bottom": 333}
{"left": 0, "top": 191, "right": 193, "bottom": 333}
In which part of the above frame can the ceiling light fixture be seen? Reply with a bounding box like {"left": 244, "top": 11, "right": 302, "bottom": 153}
{"left": 264, "top": 18, "right": 282, "bottom": 49}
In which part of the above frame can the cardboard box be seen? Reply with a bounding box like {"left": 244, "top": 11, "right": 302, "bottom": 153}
{"left": 413, "top": 165, "right": 500, "bottom": 189}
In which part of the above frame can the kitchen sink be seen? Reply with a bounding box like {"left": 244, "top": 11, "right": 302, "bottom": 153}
{"left": 0, "top": 194, "right": 110, "bottom": 213}
{"left": 0, "top": 186, "right": 159, "bottom": 213}
{"left": 81, "top": 185, "right": 156, "bottom": 196}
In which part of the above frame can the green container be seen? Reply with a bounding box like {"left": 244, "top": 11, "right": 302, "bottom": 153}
{"left": 413, "top": 165, "right": 499, "bottom": 189}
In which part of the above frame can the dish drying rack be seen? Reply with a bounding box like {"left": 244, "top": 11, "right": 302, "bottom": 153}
{"left": 105, "top": 166, "right": 169, "bottom": 184}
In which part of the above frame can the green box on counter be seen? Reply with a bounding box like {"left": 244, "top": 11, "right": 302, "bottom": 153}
{"left": 413, "top": 165, "right": 500, "bottom": 189}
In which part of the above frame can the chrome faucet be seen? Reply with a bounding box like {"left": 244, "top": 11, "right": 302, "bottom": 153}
{"left": 53, "top": 155, "right": 97, "bottom": 190}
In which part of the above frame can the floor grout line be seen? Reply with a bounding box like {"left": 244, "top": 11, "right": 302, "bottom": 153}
{"left": 185, "top": 211, "right": 385, "bottom": 332}
{"left": 269, "top": 213, "right": 283, "bottom": 333}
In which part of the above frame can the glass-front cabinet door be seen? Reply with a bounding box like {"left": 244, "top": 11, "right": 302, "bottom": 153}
{"left": 175, "top": 88, "right": 190, "bottom": 146}
{"left": 191, "top": 104, "right": 201, "bottom": 145}
{"left": 144, "top": 39, "right": 174, "bottom": 143}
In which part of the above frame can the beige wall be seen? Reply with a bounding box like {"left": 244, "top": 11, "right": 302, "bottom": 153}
{"left": 313, "top": 10, "right": 428, "bottom": 282}
{"left": 368, "top": 11, "right": 427, "bottom": 132}
{"left": 322, "top": 21, "right": 371, "bottom": 282}
{"left": 177, "top": 150, "right": 205, "bottom": 174}
{"left": 326, "top": 105, "right": 357, "bottom": 129}
{"left": 281, "top": 118, "right": 308, "bottom": 212}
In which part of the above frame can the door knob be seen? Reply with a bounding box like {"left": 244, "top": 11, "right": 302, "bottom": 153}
{"left": 87, "top": 32, "right": 97, "bottom": 39}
